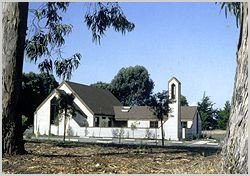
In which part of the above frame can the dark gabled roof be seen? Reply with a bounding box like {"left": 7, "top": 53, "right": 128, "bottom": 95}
{"left": 114, "top": 106, "right": 198, "bottom": 121}
{"left": 65, "top": 81, "right": 122, "bottom": 116}
{"left": 181, "top": 106, "right": 198, "bottom": 120}
{"left": 113, "top": 106, "right": 168, "bottom": 121}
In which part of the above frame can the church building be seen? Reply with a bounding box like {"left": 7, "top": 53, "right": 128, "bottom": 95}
{"left": 34, "top": 77, "right": 202, "bottom": 140}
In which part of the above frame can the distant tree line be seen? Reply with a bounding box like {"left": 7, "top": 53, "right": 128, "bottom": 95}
{"left": 198, "top": 92, "right": 231, "bottom": 130}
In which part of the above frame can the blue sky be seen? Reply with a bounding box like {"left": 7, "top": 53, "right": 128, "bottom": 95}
{"left": 24, "top": 2, "right": 239, "bottom": 109}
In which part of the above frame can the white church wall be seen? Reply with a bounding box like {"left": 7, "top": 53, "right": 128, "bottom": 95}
{"left": 127, "top": 120, "right": 150, "bottom": 128}
{"left": 74, "top": 127, "right": 161, "bottom": 139}
{"left": 59, "top": 82, "right": 94, "bottom": 127}
{"left": 167, "top": 78, "right": 181, "bottom": 140}
{"left": 58, "top": 83, "right": 72, "bottom": 94}
{"left": 51, "top": 114, "right": 85, "bottom": 137}
{"left": 35, "top": 92, "right": 57, "bottom": 135}
{"left": 33, "top": 113, "right": 37, "bottom": 134}
{"left": 163, "top": 116, "right": 178, "bottom": 140}
{"left": 35, "top": 82, "right": 94, "bottom": 136}
{"left": 183, "top": 111, "right": 202, "bottom": 138}
{"left": 73, "top": 97, "right": 94, "bottom": 127}
{"left": 187, "top": 121, "right": 193, "bottom": 128}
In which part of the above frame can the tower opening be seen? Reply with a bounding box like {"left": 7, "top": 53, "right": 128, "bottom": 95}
{"left": 171, "top": 83, "right": 176, "bottom": 99}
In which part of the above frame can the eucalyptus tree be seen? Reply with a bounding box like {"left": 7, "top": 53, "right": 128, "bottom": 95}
{"left": 150, "top": 90, "right": 171, "bottom": 146}
{"left": 2, "top": 2, "right": 29, "bottom": 155}
{"left": 2, "top": 2, "right": 135, "bottom": 155}
{"left": 55, "top": 93, "right": 76, "bottom": 143}
{"left": 217, "top": 2, "right": 248, "bottom": 174}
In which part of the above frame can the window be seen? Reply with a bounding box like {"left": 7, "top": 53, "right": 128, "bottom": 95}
{"left": 182, "top": 122, "right": 187, "bottom": 128}
{"left": 171, "top": 84, "right": 176, "bottom": 99}
{"left": 95, "top": 116, "right": 100, "bottom": 127}
{"left": 150, "top": 121, "right": 158, "bottom": 128}
{"left": 108, "top": 118, "right": 112, "bottom": 127}
{"left": 50, "top": 97, "right": 59, "bottom": 125}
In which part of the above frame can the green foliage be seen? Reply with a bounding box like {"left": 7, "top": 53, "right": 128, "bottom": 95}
{"left": 91, "top": 66, "right": 154, "bottom": 106}
{"left": 100, "top": 118, "right": 109, "bottom": 127}
{"left": 110, "top": 65, "right": 154, "bottom": 106}
{"left": 198, "top": 92, "right": 217, "bottom": 130}
{"left": 25, "top": 2, "right": 81, "bottom": 81}
{"left": 18, "top": 72, "right": 59, "bottom": 132}
{"left": 150, "top": 90, "right": 171, "bottom": 120}
{"left": 22, "top": 115, "right": 28, "bottom": 127}
{"left": 56, "top": 93, "right": 76, "bottom": 119}
{"left": 217, "top": 101, "right": 231, "bottom": 130}
{"left": 216, "top": 2, "right": 241, "bottom": 28}
{"left": 25, "top": 2, "right": 135, "bottom": 81}
{"left": 55, "top": 93, "right": 76, "bottom": 142}
{"left": 90, "top": 81, "right": 110, "bottom": 90}
{"left": 130, "top": 123, "right": 137, "bottom": 131}
{"left": 180, "top": 95, "right": 189, "bottom": 106}
{"left": 54, "top": 53, "right": 81, "bottom": 80}
{"left": 85, "top": 2, "right": 135, "bottom": 44}
{"left": 149, "top": 90, "right": 171, "bottom": 146}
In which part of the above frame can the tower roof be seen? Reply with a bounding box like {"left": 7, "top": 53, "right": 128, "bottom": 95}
{"left": 168, "top": 77, "right": 181, "bottom": 85}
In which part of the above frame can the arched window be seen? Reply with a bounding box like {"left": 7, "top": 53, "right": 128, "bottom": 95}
{"left": 50, "top": 97, "right": 59, "bottom": 125}
{"left": 171, "top": 83, "right": 176, "bottom": 99}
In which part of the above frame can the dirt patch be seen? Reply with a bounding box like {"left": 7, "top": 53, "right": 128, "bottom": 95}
{"left": 2, "top": 140, "right": 221, "bottom": 174}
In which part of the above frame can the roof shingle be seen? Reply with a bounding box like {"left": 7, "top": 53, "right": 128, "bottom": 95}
{"left": 114, "top": 106, "right": 198, "bottom": 121}
{"left": 114, "top": 106, "right": 168, "bottom": 121}
{"left": 65, "top": 81, "right": 122, "bottom": 116}
{"left": 180, "top": 106, "right": 198, "bottom": 120}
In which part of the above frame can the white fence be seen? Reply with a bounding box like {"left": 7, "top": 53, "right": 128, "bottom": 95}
{"left": 51, "top": 125, "right": 162, "bottom": 139}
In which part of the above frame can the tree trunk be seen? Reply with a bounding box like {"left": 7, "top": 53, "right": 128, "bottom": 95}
{"left": 63, "top": 108, "right": 67, "bottom": 143}
{"left": 160, "top": 119, "right": 164, "bottom": 146}
{"left": 220, "top": 2, "right": 248, "bottom": 174}
{"left": 2, "top": 2, "right": 28, "bottom": 155}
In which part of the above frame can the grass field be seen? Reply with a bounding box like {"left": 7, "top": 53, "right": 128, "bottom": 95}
{"left": 3, "top": 140, "right": 221, "bottom": 174}
{"left": 202, "top": 130, "right": 227, "bottom": 143}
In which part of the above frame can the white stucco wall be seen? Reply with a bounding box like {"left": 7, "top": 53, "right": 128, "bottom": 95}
{"left": 73, "top": 127, "right": 161, "bottom": 139}
{"left": 34, "top": 82, "right": 94, "bottom": 136}
{"left": 187, "top": 121, "right": 193, "bottom": 128}
{"left": 58, "top": 83, "right": 72, "bottom": 94}
{"left": 127, "top": 120, "right": 150, "bottom": 128}
{"left": 34, "top": 92, "right": 57, "bottom": 135}
{"left": 59, "top": 83, "right": 94, "bottom": 127}
{"left": 50, "top": 116, "right": 80, "bottom": 136}
{"left": 167, "top": 78, "right": 181, "bottom": 140}
{"left": 182, "top": 111, "right": 202, "bottom": 139}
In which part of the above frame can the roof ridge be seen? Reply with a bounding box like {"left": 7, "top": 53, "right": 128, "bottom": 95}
{"left": 66, "top": 80, "right": 111, "bottom": 92}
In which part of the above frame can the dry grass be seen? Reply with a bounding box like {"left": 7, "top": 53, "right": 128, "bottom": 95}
{"left": 2, "top": 140, "right": 221, "bottom": 174}
{"left": 202, "top": 130, "right": 227, "bottom": 143}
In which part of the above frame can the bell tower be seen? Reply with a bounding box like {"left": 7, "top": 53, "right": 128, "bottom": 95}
{"left": 163, "top": 77, "right": 182, "bottom": 140}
